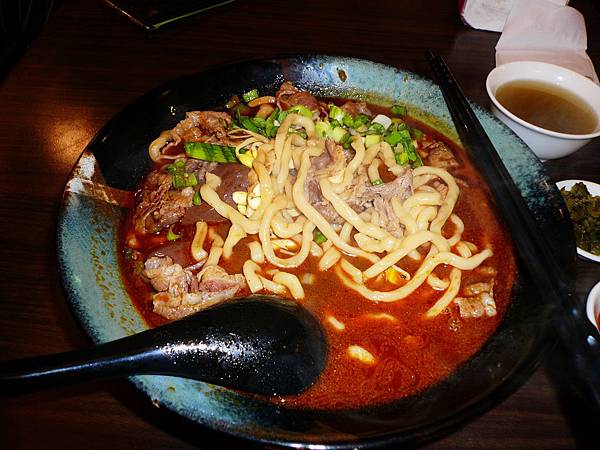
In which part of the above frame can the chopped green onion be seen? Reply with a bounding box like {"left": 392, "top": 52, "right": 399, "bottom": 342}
{"left": 366, "top": 123, "right": 386, "bottom": 135}
{"left": 287, "top": 105, "right": 313, "bottom": 118}
{"left": 240, "top": 115, "right": 260, "bottom": 133}
{"left": 411, "top": 128, "right": 424, "bottom": 140}
{"left": 193, "top": 191, "right": 202, "bottom": 206}
{"left": 277, "top": 109, "right": 289, "bottom": 123}
{"left": 185, "top": 173, "right": 197, "bottom": 187}
{"left": 364, "top": 134, "right": 381, "bottom": 147}
{"left": 165, "top": 158, "right": 186, "bottom": 173}
{"left": 384, "top": 129, "right": 404, "bottom": 147}
{"left": 171, "top": 172, "right": 197, "bottom": 189}
{"left": 353, "top": 114, "right": 371, "bottom": 128}
{"left": 393, "top": 138, "right": 423, "bottom": 168}
{"left": 263, "top": 108, "right": 279, "bottom": 137}
{"left": 315, "top": 120, "right": 331, "bottom": 138}
{"left": 252, "top": 116, "right": 267, "bottom": 128}
{"left": 331, "top": 126, "right": 348, "bottom": 144}
{"left": 314, "top": 229, "right": 327, "bottom": 245}
{"left": 167, "top": 226, "right": 181, "bottom": 241}
{"left": 371, "top": 114, "right": 392, "bottom": 130}
{"left": 371, "top": 179, "right": 383, "bottom": 186}
{"left": 342, "top": 114, "right": 355, "bottom": 128}
{"left": 340, "top": 131, "right": 353, "bottom": 145}
{"left": 391, "top": 104, "right": 407, "bottom": 116}
{"left": 329, "top": 104, "right": 346, "bottom": 123}
{"left": 185, "top": 142, "right": 238, "bottom": 163}
{"left": 242, "top": 89, "right": 259, "bottom": 103}
{"left": 172, "top": 173, "right": 183, "bottom": 188}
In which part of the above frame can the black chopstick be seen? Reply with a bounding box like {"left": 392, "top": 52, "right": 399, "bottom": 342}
{"left": 425, "top": 50, "right": 600, "bottom": 406}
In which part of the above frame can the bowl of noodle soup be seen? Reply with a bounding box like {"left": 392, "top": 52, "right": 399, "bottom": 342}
{"left": 57, "top": 55, "right": 575, "bottom": 447}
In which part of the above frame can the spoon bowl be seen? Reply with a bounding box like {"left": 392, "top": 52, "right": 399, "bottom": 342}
{"left": 0, "top": 296, "right": 328, "bottom": 396}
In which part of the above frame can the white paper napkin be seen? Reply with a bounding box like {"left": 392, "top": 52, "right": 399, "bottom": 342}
{"left": 460, "top": 0, "right": 568, "bottom": 33}
{"left": 495, "top": 0, "right": 599, "bottom": 83}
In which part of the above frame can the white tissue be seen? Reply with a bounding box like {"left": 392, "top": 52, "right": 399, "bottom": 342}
{"left": 495, "top": 0, "right": 598, "bottom": 83}
{"left": 460, "top": 0, "right": 568, "bottom": 33}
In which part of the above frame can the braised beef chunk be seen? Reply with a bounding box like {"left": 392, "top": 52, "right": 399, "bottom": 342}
{"left": 341, "top": 101, "right": 372, "bottom": 117}
{"left": 275, "top": 81, "right": 321, "bottom": 112}
{"left": 303, "top": 136, "right": 414, "bottom": 232}
{"left": 173, "top": 111, "right": 233, "bottom": 143}
{"left": 133, "top": 171, "right": 194, "bottom": 234}
{"left": 348, "top": 169, "right": 413, "bottom": 237}
{"left": 419, "top": 140, "right": 460, "bottom": 169}
{"left": 304, "top": 139, "right": 350, "bottom": 224}
{"left": 145, "top": 257, "right": 245, "bottom": 320}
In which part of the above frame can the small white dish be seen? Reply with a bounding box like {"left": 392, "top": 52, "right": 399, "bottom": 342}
{"left": 586, "top": 281, "right": 600, "bottom": 329}
{"left": 486, "top": 61, "right": 600, "bottom": 160}
{"left": 556, "top": 179, "right": 600, "bottom": 263}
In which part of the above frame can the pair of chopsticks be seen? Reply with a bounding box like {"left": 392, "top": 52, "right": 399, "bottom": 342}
{"left": 425, "top": 51, "right": 600, "bottom": 406}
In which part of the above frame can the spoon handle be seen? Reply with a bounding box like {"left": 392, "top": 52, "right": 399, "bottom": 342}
{"left": 0, "top": 334, "right": 159, "bottom": 394}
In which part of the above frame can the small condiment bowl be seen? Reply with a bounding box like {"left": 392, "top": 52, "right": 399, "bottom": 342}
{"left": 486, "top": 61, "right": 600, "bottom": 160}
{"left": 586, "top": 281, "right": 600, "bottom": 330}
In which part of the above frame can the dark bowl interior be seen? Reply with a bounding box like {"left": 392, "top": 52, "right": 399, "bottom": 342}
{"left": 57, "top": 55, "right": 576, "bottom": 448}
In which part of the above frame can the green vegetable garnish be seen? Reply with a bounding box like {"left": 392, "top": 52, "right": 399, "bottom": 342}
{"left": 164, "top": 158, "right": 186, "bottom": 173}
{"left": 264, "top": 108, "right": 280, "bottom": 137}
{"left": 239, "top": 115, "right": 260, "bottom": 133}
{"left": 366, "top": 123, "right": 385, "bottom": 135}
{"left": 315, "top": 120, "right": 331, "bottom": 138}
{"left": 411, "top": 128, "right": 424, "bottom": 140}
{"left": 364, "top": 134, "right": 381, "bottom": 148}
{"left": 287, "top": 105, "right": 313, "bottom": 118}
{"left": 353, "top": 114, "right": 371, "bottom": 128}
{"left": 277, "top": 109, "right": 289, "bottom": 123}
{"left": 171, "top": 172, "right": 198, "bottom": 189}
{"left": 384, "top": 129, "right": 404, "bottom": 147}
{"left": 193, "top": 191, "right": 202, "bottom": 206}
{"left": 185, "top": 142, "right": 238, "bottom": 163}
{"left": 379, "top": 123, "right": 423, "bottom": 168}
{"left": 328, "top": 104, "right": 346, "bottom": 123}
{"left": 371, "top": 179, "right": 383, "bottom": 186}
{"left": 330, "top": 126, "right": 348, "bottom": 144}
{"left": 242, "top": 88, "right": 259, "bottom": 103}
{"left": 391, "top": 104, "right": 407, "bottom": 116}
{"left": 167, "top": 226, "right": 181, "bottom": 241}
{"left": 313, "top": 229, "right": 328, "bottom": 245}
{"left": 561, "top": 183, "right": 600, "bottom": 255}
{"left": 252, "top": 116, "right": 267, "bottom": 128}
{"left": 165, "top": 158, "right": 197, "bottom": 189}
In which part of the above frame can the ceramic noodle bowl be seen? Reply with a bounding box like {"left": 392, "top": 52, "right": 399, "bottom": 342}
{"left": 57, "top": 56, "right": 574, "bottom": 448}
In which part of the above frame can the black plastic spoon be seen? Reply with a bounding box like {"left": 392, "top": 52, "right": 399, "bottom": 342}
{"left": 0, "top": 295, "right": 328, "bottom": 396}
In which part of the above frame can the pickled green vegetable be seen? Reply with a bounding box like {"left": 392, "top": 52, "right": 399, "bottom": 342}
{"left": 561, "top": 182, "right": 600, "bottom": 255}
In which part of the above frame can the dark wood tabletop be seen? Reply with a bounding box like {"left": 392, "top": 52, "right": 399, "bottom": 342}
{"left": 1, "top": 0, "right": 599, "bottom": 448}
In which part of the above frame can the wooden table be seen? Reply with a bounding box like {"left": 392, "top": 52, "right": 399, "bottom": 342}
{"left": 1, "top": 0, "right": 599, "bottom": 448}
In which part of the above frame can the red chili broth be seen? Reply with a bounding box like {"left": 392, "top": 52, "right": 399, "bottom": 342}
{"left": 118, "top": 109, "right": 516, "bottom": 409}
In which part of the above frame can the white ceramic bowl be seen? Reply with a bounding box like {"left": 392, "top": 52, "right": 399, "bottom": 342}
{"left": 556, "top": 179, "right": 600, "bottom": 263}
{"left": 486, "top": 61, "right": 600, "bottom": 160}
{"left": 586, "top": 281, "right": 600, "bottom": 330}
